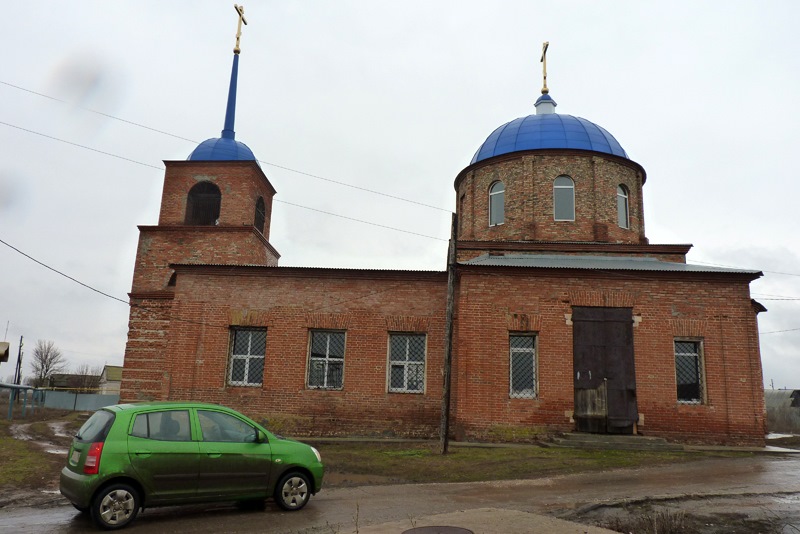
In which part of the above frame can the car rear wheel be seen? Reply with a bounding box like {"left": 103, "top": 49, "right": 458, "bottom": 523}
{"left": 90, "top": 483, "right": 140, "bottom": 530}
{"left": 274, "top": 472, "right": 311, "bottom": 511}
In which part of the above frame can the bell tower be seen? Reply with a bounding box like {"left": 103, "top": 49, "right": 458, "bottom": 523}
{"left": 122, "top": 4, "right": 278, "bottom": 401}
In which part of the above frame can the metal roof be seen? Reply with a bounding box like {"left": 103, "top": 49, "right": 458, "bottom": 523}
{"left": 188, "top": 137, "right": 256, "bottom": 161}
{"left": 462, "top": 254, "right": 762, "bottom": 275}
{"left": 471, "top": 113, "right": 628, "bottom": 164}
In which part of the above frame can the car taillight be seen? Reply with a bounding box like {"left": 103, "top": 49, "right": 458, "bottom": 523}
{"left": 84, "top": 442, "right": 104, "bottom": 475}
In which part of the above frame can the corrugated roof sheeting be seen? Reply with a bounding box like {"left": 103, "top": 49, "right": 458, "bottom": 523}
{"left": 462, "top": 254, "right": 762, "bottom": 275}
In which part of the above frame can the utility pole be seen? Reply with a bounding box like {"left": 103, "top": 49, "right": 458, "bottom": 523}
{"left": 13, "top": 336, "right": 23, "bottom": 386}
{"left": 439, "top": 213, "right": 457, "bottom": 454}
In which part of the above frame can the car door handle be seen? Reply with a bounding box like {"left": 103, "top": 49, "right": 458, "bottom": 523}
{"left": 206, "top": 451, "right": 221, "bottom": 458}
{"left": 134, "top": 450, "right": 152, "bottom": 458}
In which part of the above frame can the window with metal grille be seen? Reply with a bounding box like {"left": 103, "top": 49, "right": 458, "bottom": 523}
{"left": 185, "top": 181, "right": 221, "bottom": 225}
{"left": 308, "top": 331, "right": 345, "bottom": 389}
{"left": 617, "top": 185, "right": 630, "bottom": 229}
{"left": 510, "top": 335, "right": 536, "bottom": 399}
{"left": 388, "top": 334, "right": 426, "bottom": 393}
{"left": 489, "top": 181, "right": 505, "bottom": 226}
{"left": 228, "top": 328, "right": 266, "bottom": 387}
{"left": 553, "top": 175, "right": 575, "bottom": 221}
{"left": 675, "top": 340, "right": 704, "bottom": 404}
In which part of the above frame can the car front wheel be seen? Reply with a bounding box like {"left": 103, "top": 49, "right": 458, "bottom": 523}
{"left": 274, "top": 472, "right": 311, "bottom": 511}
{"left": 91, "top": 483, "right": 140, "bottom": 530}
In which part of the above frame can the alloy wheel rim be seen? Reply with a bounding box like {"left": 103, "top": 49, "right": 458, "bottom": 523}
{"left": 99, "top": 489, "right": 135, "bottom": 525}
{"left": 281, "top": 477, "right": 308, "bottom": 508}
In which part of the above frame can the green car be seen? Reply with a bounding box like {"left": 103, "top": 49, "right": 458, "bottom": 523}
{"left": 60, "top": 402, "right": 324, "bottom": 530}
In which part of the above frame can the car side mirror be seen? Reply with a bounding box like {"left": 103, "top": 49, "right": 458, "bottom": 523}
{"left": 256, "top": 430, "right": 267, "bottom": 443}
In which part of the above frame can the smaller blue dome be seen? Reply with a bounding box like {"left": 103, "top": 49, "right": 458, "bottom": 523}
{"left": 188, "top": 137, "right": 256, "bottom": 161}
{"left": 471, "top": 113, "right": 628, "bottom": 164}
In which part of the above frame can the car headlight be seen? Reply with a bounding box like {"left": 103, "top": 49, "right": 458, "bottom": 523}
{"left": 310, "top": 446, "right": 322, "bottom": 463}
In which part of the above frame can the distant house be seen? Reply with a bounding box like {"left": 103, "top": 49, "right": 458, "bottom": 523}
{"left": 48, "top": 373, "right": 92, "bottom": 392}
{"left": 765, "top": 390, "right": 800, "bottom": 434}
{"left": 98, "top": 365, "right": 123, "bottom": 395}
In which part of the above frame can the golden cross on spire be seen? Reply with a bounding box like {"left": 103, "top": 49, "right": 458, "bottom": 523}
{"left": 233, "top": 4, "right": 248, "bottom": 54}
{"left": 540, "top": 41, "right": 549, "bottom": 94}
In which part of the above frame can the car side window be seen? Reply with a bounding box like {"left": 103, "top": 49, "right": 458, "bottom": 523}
{"left": 131, "top": 410, "right": 192, "bottom": 442}
{"left": 198, "top": 410, "right": 258, "bottom": 443}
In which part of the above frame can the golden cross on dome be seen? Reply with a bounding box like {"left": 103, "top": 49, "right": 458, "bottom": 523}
{"left": 233, "top": 4, "right": 248, "bottom": 54}
{"left": 540, "top": 41, "right": 549, "bottom": 94}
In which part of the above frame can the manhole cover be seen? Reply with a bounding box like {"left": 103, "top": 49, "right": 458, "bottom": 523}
{"left": 402, "top": 528, "right": 474, "bottom": 534}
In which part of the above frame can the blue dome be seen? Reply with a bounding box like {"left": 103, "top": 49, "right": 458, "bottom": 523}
{"left": 471, "top": 113, "right": 628, "bottom": 164}
{"left": 188, "top": 137, "right": 256, "bottom": 161}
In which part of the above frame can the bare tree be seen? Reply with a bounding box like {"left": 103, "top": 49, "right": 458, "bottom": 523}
{"left": 74, "top": 363, "right": 103, "bottom": 393}
{"left": 29, "top": 340, "right": 68, "bottom": 388}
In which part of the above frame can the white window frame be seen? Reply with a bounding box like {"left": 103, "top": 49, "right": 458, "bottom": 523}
{"left": 387, "top": 333, "right": 426, "bottom": 394}
{"left": 307, "top": 330, "right": 346, "bottom": 390}
{"left": 489, "top": 181, "right": 505, "bottom": 227}
{"left": 553, "top": 175, "right": 575, "bottom": 221}
{"left": 228, "top": 328, "right": 266, "bottom": 387}
{"left": 617, "top": 185, "right": 630, "bottom": 229}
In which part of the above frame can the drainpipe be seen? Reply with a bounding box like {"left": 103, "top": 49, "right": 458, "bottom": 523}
{"left": 439, "top": 213, "right": 457, "bottom": 454}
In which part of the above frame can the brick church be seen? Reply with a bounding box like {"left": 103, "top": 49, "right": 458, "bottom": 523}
{"left": 120, "top": 37, "right": 767, "bottom": 445}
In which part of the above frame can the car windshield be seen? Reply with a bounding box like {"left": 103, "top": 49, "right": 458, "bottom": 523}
{"left": 76, "top": 410, "right": 115, "bottom": 442}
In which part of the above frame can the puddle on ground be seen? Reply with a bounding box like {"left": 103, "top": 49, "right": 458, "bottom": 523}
{"left": 10, "top": 423, "right": 69, "bottom": 455}
{"left": 48, "top": 421, "right": 71, "bottom": 438}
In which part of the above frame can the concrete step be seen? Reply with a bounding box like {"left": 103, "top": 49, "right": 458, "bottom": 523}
{"left": 551, "top": 433, "right": 683, "bottom": 451}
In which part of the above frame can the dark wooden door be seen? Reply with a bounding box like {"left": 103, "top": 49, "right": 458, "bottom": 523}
{"left": 572, "top": 307, "right": 637, "bottom": 434}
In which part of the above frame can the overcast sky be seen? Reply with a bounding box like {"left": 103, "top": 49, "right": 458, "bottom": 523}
{"left": 1, "top": 1, "right": 798, "bottom": 389}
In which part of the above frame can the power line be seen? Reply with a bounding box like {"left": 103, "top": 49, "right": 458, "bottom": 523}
{"left": 0, "top": 121, "right": 164, "bottom": 170}
{"left": 0, "top": 79, "right": 451, "bottom": 212}
{"left": 276, "top": 199, "right": 447, "bottom": 241}
{"left": 0, "top": 237, "right": 129, "bottom": 304}
{"left": 0, "top": 119, "right": 450, "bottom": 241}
{"left": 690, "top": 259, "right": 800, "bottom": 278}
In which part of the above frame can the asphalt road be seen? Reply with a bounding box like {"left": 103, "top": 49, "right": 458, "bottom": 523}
{"left": 2, "top": 455, "right": 799, "bottom": 533}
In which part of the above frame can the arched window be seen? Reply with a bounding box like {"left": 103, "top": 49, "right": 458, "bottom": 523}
{"left": 553, "top": 176, "right": 575, "bottom": 221}
{"left": 489, "top": 181, "right": 505, "bottom": 226}
{"left": 254, "top": 196, "right": 266, "bottom": 234}
{"left": 185, "top": 181, "right": 221, "bottom": 225}
{"left": 617, "top": 185, "right": 630, "bottom": 229}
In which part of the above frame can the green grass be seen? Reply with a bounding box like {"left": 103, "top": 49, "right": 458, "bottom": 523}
{"left": 0, "top": 420, "right": 48, "bottom": 486}
{"left": 310, "top": 441, "right": 749, "bottom": 485}
{"left": 0, "top": 406, "right": 753, "bottom": 492}
{"left": 0, "top": 408, "right": 79, "bottom": 490}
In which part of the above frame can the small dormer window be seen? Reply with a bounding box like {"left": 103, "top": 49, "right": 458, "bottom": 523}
{"left": 617, "top": 185, "right": 630, "bottom": 229}
{"left": 489, "top": 181, "right": 505, "bottom": 226}
{"left": 553, "top": 176, "right": 575, "bottom": 221}
{"left": 254, "top": 197, "right": 266, "bottom": 234}
{"left": 185, "top": 181, "right": 221, "bottom": 225}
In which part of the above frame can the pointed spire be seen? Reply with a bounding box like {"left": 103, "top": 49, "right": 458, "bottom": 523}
{"left": 221, "top": 5, "right": 248, "bottom": 140}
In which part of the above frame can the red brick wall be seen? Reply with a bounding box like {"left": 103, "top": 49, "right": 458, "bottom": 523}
{"left": 455, "top": 151, "right": 646, "bottom": 245}
{"left": 131, "top": 227, "right": 279, "bottom": 291}
{"left": 120, "top": 295, "right": 174, "bottom": 402}
{"left": 158, "top": 160, "right": 276, "bottom": 239}
{"left": 453, "top": 267, "right": 766, "bottom": 445}
{"left": 142, "top": 268, "right": 448, "bottom": 437}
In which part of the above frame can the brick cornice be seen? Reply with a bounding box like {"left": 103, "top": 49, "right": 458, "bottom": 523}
{"left": 128, "top": 291, "right": 175, "bottom": 300}
{"left": 138, "top": 224, "right": 281, "bottom": 260}
{"left": 457, "top": 264, "right": 761, "bottom": 283}
{"left": 457, "top": 240, "right": 693, "bottom": 256}
{"left": 163, "top": 159, "right": 276, "bottom": 195}
{"left": 169, "top": 263, "right": 447, "bottom": 282}
{"left": 454, "top": 148, "right": 647, "bottom": 190}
